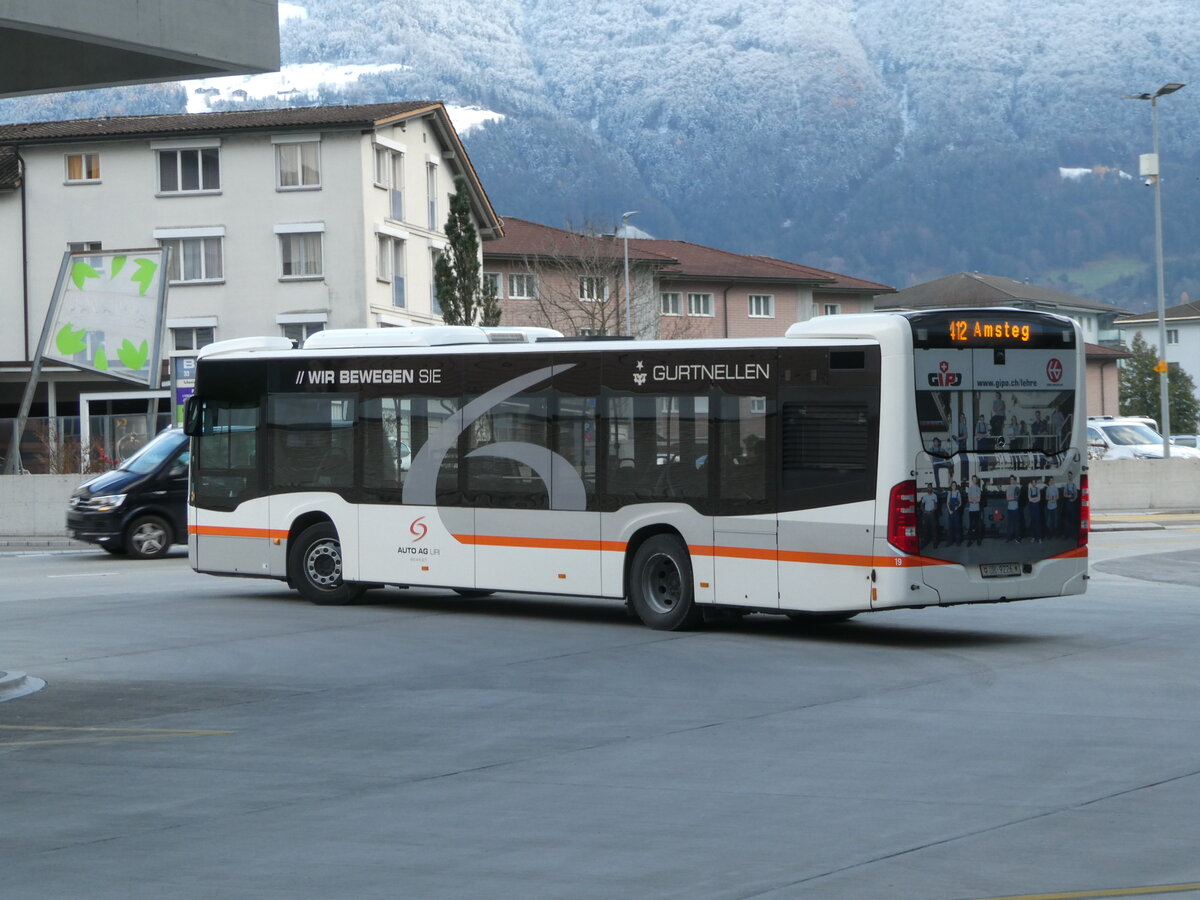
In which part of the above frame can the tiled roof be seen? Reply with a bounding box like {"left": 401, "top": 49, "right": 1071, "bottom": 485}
{"left": 878, "top": 272, "right": 1129, "bottom": 314}
{"left": 1115, "top": 300, "right": 1200, "bottom": 324}
{"left": 629, "top": 239, "right": 833, "bottom": 283}
{"left": 0, "top": 145, "right": 19, "bottom": 189}
{"left": 484, "top": 219, "right": 894, "bottom": 292}
{"left": 1085, "top": 342, "right": 1132, "bottom": 359}
{"left": 0, "top": 101, "right": 440, "bottom": 143}
{"left": 744, "top": 254, "right": 895, "bottom": 293}
{"left": 486, "top": 218, "right": 673, "bottom": 264}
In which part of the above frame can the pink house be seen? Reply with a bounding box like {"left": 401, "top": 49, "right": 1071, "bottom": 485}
{"left": 482, "top": 218, "right": 893, "bottom": 338}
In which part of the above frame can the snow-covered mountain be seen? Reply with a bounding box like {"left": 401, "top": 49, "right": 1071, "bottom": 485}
{"left": 4, "top": 0, "right": 1199, "bottom": 306}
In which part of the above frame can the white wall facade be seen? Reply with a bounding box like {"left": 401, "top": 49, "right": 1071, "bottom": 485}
{"left": 1119, "top": 320, "right": 1200, "bottom": 406}
{"left": 2, "top": 111, "right": 479, "bottom": 370}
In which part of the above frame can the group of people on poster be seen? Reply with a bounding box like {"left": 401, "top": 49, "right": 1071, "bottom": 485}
{"left": 918, "top": 472, "right": 1081, "bottom": 549}
{"left": 964, "top": 392, "right": 1072, "bottom": 456}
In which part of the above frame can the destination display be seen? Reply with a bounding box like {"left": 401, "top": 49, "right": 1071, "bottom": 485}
{"left": 907, "top": 310, "right": 1076, "bottom": 351}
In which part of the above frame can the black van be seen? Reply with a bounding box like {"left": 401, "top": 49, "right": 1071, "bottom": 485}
{"left": 67, "top": 428, "right": 190, "bottom": 559}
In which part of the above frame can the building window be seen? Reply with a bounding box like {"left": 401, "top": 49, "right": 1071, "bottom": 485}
{"left": 579, "top": 327, "right": 604, "bottom": 337}
{"left": 377, "top": 234, "right": 406, "bottom": 307}
{"left": 749, "top": 294, "right": 775, "bottom": 318}
{"left": 276, "top": 141, "right": 321, "bottom": 190}
{"left": 482, "top": 272, "right": 501, "bottom": 298}
{"left": 281, "top": 321, "right": 325, "bottom": 344}
{"left": 823, "top": 303, "right": 841, "bottom": 316}
{"left": 661, "top": 292, "right": 681, "bottom": 316}
{"left": 172, "top": 326, "right": 215, "bottom": 351}
{"left": 160, "top": 237, "right": 223, "bottom": 284}
{"left": 158, "top": 147, "right": 220, "bottom": 193}
{"left": 431, "top": 250, "right": 442, "bottom": 314}
{"left": 374, "top": 146, "right": 404, "bottom": 220}
{"left": 278, "top": 231, "right": 323, "bottom": 279}
{"left": 1167, "top": 329, "right": 1180, "bottom": 345}
{"left": 426, "top": 163, "right": 438, "bottom": 230}
{"left": 509, "top": 273, "right": 537, "bottom": 300}
{"left": 579, "top": 276, "right": 607, "bottom": 302}
{"left": 65, "top": 152, "right": 100, "bottom": 183}
{"left": 688, "top": 292, "right": 714, "bottom": 317}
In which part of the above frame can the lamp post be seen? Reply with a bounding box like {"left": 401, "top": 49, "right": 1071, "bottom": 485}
{"left": 621, "top": 210, "right": 639, "bottom": 336}
{"left": 1125, "top": 82, "right": 1185, "bottom": 458}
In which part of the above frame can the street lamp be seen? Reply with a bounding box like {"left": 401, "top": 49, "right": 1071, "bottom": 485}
{"left": 1124, "top": 81, "right": 1185, "bottom": 458}
{"left": 621, "top": 210, "right": 639, "bottom": 336}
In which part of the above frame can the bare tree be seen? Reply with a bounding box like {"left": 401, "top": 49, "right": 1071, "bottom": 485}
{"left": 505, "top": 219, "right": 628, "bottom": 336}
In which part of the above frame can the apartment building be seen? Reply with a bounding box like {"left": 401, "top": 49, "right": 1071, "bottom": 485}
{"left": 0, "top": 101, "right": 501, "bottom": 417}
{"left": 1116, "top": 301, "right": 1200, "bottom": 405}
{"left": 483, "top": 218, "right": 894, "bottom": 339}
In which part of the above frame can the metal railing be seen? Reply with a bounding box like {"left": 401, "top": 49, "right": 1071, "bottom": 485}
{"left": 1, "top": 413, "right": 174, "bottom": 475}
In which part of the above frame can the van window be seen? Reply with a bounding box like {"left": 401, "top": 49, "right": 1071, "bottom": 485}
{"left": 118, "top": 430, "right": 188, "bottom": 475}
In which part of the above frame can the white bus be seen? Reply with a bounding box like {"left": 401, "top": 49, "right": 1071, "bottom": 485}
{"left": 184, "top": 309, "right": 1088, "bottom": 629}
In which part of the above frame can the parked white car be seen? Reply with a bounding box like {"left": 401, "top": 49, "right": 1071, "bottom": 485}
{"left": 1086, "top": 417, "right": 1200, "bottom": 460}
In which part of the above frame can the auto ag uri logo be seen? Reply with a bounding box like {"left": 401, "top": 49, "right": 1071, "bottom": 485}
{"left": 408, "top": 516, "right": 428, "bottom": 542}
{"left": 1046, "top": 357, "right": 1064, "bottom": 384}
{"left": 927, "top": 359, "right": 962, "bottom": 387}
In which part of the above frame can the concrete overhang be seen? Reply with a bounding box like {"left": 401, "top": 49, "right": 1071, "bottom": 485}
{"left": 0, "top": 0, "right": 279, "bottom": 98}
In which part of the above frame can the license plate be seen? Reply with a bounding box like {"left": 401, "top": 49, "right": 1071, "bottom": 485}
{"left": 980, "top": 562, "right": 1021, "bottom": 578}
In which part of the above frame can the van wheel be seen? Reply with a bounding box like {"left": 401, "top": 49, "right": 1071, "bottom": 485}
{"left": 125, "top": 515, "right": 171, "bottom": 559}
{"left": 289, "top": 522, "right": 366, "bottom": 606}
{"left": 629, "top": 534, "right": 703, "bottom": 631}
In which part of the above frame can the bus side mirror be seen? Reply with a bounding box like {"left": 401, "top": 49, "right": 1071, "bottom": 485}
{"left": 183, "top": 397, "right": 200, "bottom": 436}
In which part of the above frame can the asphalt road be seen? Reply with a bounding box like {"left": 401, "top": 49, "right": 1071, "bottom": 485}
{"left": 3, "top": 526, "right": 1200, "bottom": 900}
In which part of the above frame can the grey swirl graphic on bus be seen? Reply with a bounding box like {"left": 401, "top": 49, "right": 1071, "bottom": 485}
{"left": 401, "top": 364, "right": 587, "bottom": 512}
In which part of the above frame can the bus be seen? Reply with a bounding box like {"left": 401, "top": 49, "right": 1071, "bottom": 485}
{"left": 183, "top": 309, "right": 1088, "bottom": 630}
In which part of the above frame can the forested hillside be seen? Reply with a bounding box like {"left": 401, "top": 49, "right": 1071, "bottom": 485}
{"left": 4, "top": 0, "right": 1199, "bottom": 308}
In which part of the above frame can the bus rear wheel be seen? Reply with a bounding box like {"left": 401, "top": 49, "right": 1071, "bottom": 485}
{"left": 629, "top": 534, "right": 703, "bottom": 631}
{"left": 289, "top": 522, "right": 366, "bottom": 606}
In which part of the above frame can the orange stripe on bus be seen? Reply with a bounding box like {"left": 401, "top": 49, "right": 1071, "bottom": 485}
{"left": 188, "top": 525, "right": 289, "bottom": 540}
{"left": 453, "top": 533, "right": 628, "bottom": 553}
{"left": 455, "top": 533, "right": 955, "bottom": 569}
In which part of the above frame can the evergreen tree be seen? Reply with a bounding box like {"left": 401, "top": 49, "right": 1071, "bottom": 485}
{"left": 433, "top": 175, "right": 501, "bottom": 327}
{"left": 1119, "top": 331, "right": 1199, "bottom": 433}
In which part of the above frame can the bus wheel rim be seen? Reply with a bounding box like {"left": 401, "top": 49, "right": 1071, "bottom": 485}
{"left": 305, "top": 539, "right": 342, "bottom": 589}
{"left": 641, "top": 552, "right": 682, "bottom": 615}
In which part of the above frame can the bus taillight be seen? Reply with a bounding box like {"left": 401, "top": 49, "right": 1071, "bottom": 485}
{"left": 888, "top": 480, "right": 920, "bottom": 555}
{"left": 1079, "top": 473, "right": 1089, "bottom": 547}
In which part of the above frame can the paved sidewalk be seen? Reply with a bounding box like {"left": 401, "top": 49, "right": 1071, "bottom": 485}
{"left": 0, "top": 535, "right": 90, "bottom": 551}
{"left": 1090, "top": 509, "right": 1200, "bottom": 531}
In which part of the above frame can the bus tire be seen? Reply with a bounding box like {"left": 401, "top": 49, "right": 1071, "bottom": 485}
{"left": 289, "top": 522, "right": 365, "bottom": 606}
{"left": 629, "top": 534, "right": 703, "bottom": 631}
{"left": 125, "top": 515, "right": 172, "bottom": 559}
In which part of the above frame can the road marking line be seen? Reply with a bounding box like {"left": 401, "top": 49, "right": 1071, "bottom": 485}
{"left": 47, "top": 572, "right": 121, "bottom": 579}
{"left": 971, "top": 881, "right": 1200, "bottom": 899}
{"left": 0, "top": 725, "right": 232, "bottom": 748}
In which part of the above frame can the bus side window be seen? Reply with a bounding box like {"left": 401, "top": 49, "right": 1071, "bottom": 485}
{"left": 717, "top": 393, "right": 769, "bottom": 512}
{"left": 193, "top": 400, "right": 261, "bottom": 509}
{"left": 267, "top": 394, "right": 354, "bottom": 491}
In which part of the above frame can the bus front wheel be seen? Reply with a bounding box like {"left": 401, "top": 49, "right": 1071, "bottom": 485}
{"left": 629, "top": 535, "right": 703, "bottom": 631}
{"left": 289, "top": 522, "right": 366, "bottom": 606}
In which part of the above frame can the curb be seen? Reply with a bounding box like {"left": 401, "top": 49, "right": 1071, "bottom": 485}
{"left": 0, "top": 670, "right": 46, "bottom": 703}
